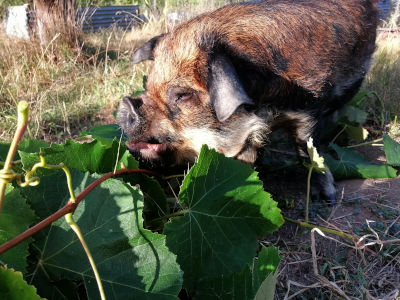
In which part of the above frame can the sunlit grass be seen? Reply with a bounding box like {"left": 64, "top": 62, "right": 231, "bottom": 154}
{"left": 0, "top": 1, "right": 399, "bottom": 142}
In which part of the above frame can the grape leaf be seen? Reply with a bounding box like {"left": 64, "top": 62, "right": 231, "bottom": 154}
{"left": 253, "top": 246, "right": 280, "bottom": 300}
{"left": 345, "top": 126, "right": 369, "bottom": 142}
{"left": 123, "top": 174, "right": 168, "bottom": 231}
{"left": 18, "top": 140, "right": 49, "bottom": 154}
{"left": 0, "top": 140, "right": 48, "bottom": 161}
{"left": 324, "top": 143, "right": 397, "bottom": 179}
{"left": 0, "top": 186, "right": 37, "bottom": 273}
{"left": 194, "top": 246, "right": 280, "bottom": 300}
{"left": 338, "top": 105, "right": 368, "bottom": 125}
{"left": 23, "top": 170, "right": 182, "bottom": 299}
{"left": 19, "top": 139, "right": 138, "bottom": 175}
{"left": 383, "top": 134, "right": 400, "bottom": 166}
{"left": 0, "top": 267, "right": 41, "bottom": 300}
{"left": 79, "top": 124, "right": 127, "bottom": 147}
{"left": 163, "top": 146, "right": 283, "bottom": 291}
{"left": 347, "top": 90, "right": 371, "bottom": 107}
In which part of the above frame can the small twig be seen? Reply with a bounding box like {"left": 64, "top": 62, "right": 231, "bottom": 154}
{"left": 311, "top": 228, "right": 352, "bottom": 300}
{"left": 162, "top": 174, "right": 185, "bottom": 180}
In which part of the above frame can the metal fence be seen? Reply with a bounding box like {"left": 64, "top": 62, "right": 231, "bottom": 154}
{"left": 77, "top": 5, "right": 144, "bottom": 32}
{"left": 24, "top": 5, "right": 143, "bottom": 34}
{"left": 378, "top": 0, "right": 400, "bottom": 20}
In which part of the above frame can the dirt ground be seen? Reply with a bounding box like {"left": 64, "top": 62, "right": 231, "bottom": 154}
{"left": 262, "top": 146, "right": 400, "bottom": 299}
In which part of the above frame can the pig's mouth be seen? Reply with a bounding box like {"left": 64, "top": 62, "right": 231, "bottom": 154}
{"left": 126, "top": 139, "right": 168, "bottom": 160}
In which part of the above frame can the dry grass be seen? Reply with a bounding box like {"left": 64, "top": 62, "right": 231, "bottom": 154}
{"left": 366, "top": 31, "right": 400, "bottom": 118}
{"left": 1, "top": 3, "right": 400, "bottom": 299}
{"left": 365, "top": 5, "right": 400, "bottom": 120}
{"left": 0, "top": 20, "right": 164, "bottom": 142}
{"left": 1, "top": 2, "right": 399, "bottom": 144}
{"left": 265, "top": 172, "right": 400, "bottom": 300}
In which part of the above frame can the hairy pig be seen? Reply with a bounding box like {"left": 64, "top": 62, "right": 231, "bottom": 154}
{"left": 117, "top": 0, "right": 378, "bottom": 200}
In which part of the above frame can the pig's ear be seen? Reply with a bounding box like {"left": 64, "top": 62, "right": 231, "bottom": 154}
{"left": 209, "top": 54, "right": 254, "bottom": 122}
{"left": 131, "top": 34, "right": 165, "bottom": 64}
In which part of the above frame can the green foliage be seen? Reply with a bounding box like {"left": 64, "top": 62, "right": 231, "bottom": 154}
{"left": 383, "top": 134, "right": 400, "bottom": 166}
{"left": 19, "top": 139, "right": 138, "bottom": 176}
{"left": 22, "top": 171, "right": 182, "bottom": 299}
{"left": 0, "top": 267, "right": 41, "bottom": 300}
{"left": 0, "top": 186, "right": 37, "bottom": 274}
{"left": 79, "top": 124, "right": 126, "bottom": 146}
{"left": 164, "top": 146, "right": 283, "bottom": 292}
{"left": 195, "top": 246, "right": 280, "bottom": 300}
{"left": 0, "top": 126, "right": 283, "bottom": 299}
{"left": 338, "top": 105, "right": 368, "bottom": 126}
{"left": 0, "top": 140, "right": 48, "bottom": 161}
{"left": 324, "top": 143, "right": 397, "bottom": 180}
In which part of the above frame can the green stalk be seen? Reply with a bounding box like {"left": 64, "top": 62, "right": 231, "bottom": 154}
{"left": 346, "top": 138, "right": 383, "bottom": 149}
{"left": 0, "top": 101, "right": 29, "bottom": 213}
{"left": 65, "top": 213, "right": 106, "bottom": 300}
{"left": 305, "top": 166, "right": 313, "bottom": 223}
{"left": 284, "top": 217, "right": 357, "bottom": 242}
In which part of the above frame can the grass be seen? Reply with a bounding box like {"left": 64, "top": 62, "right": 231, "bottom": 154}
{"left": 365, "top": 32, "right": 400, "bottom": 118}
{"left": 1, "top": 2, "right": 399, "bottom": 143}
{"left": 0, "top": 19, "right": 165, "bottom": 142}
{"left": 365, "top": 5, "right": 400, "bottom": 122}
{"left": 0, "top": 1, "right": 237, "bottom": 143}
{"left": 1, "top": 3, "right": 400, "bottom": 299}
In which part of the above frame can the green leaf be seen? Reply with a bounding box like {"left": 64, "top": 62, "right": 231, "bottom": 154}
{"left": 194, "top": 246, "right": 280, "bottom": 300}
{"left": 23, "top": 170, "right": 182, "bottom": 299}
{"left": 0, "top": 140, "right": 48, "bottom": 161}
{"left": 18, "top": 140, "right": 49, "bottom": 154}
{"left": 338, "top": 105, "right": 368, "bottom": 125}
{"left": 347, "top": 90, "right": 371, "bottom": 107}
{"left": 0, "top": 267, "right": 41, "bottom": 300}
{"left": 0, "top": 143, "right": 10, "bottom": 161}
{"left": 0, "top": 186, "right": 37, "bottom": 273}
{"left": 345, "top": 126, "right": 369, "bottom": 142}
{"left": 123, "top": 174, "right": 168, "bottom": 231}
{"left": 253, "top": 247, "right": 280, "bottom": 300}
{"left": 383, "top": 134, "right": 400, "bottom": 166}
{"left": 19, "top": 139, "right": 138, "bottom": 175}
{"left": 163, "top": 146, "right": 283, "bottom": 291}
{"left": 325, "top": 144, "right": 397, "bottom": 179}
{"left": 79, "top": 124, "right": 127, "bottom": 147}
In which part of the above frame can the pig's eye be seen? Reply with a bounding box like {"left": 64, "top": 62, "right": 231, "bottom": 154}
{"left": 176, "top": 92, "right": 193, "bottom": 102}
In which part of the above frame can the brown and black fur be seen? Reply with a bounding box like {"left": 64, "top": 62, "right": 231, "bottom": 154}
{"left": 117, "top": 0, "right": 378, "bottom": 201}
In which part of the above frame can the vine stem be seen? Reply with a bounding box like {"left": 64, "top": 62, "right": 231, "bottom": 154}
{"left": 65, "top": 213, "right": 106, "bottom": 300}
{"left": 0, "top": 168, "right": 158, "bottom": 255}
{"left": 346, "top": 138, "right": 383, "bottom": 149}
{"left": 0, "top": 101, "right": 29, "bottom": 213}
{"left": 305, "top": 166, "right": 313, "bottom": 223}
{"left": 284, "top": 217, "right": 358, "bottom": 242}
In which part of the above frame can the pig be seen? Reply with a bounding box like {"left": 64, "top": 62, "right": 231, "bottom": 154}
{"left": 117, "top": 0, "right": 378, "bottom": 201}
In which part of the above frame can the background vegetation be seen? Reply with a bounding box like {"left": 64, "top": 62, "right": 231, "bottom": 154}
{"left": 0, "top": 1, "right": 400, "bottom": 298}
{"left": 0, "top": 0, "right": 398, "bottom": 143}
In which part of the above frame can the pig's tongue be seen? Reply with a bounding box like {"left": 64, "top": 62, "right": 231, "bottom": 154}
{"left": 127, "top": 141, "right": 167, "bottom": 152}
